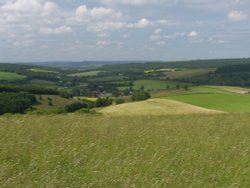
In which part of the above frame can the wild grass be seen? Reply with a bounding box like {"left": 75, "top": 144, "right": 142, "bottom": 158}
{"left": 0, "top": 113, "right": 249, "bottom": 187}
{"left": 101, "top": 99, "right": 222, "bottom": 116}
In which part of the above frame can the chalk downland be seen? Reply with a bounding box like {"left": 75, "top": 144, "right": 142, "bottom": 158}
{"left": 101, "top": 99, "right": 223, "bottom": 116}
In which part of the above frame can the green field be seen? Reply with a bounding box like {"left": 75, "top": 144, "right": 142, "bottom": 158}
{"left": 29, "top": 69, "right": 58, "bottom": 73}
{"left": 0, "top": 113, "right": 249, "bottom": 187}
{"left": 69, "top": 71, "right": 106, "bottom": 77}
{"left": 0, "top": 72, "right": 27, "bottom": 81}
{"left": 165, "top": 68, "right": 216, "bottom": 79}
{"left": 28, "top": 79, "right": 56, "bottom": 87}
{"left": 133, "top": 80, "right": 189, "bottom": 91}
{"left": 74, "top": 97, "right": 98, "bottom": 102}
{"left": 166, "top": 92, "right": 250, "bottom": 112}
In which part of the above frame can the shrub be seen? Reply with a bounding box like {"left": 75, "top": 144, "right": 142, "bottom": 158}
{"left": 115, "top": 98, "right": 125, "bottom": 104}
{"left": 95, "top": 97, "right": 113, "bottom": 107}
{"left": 131, "top": 90, "right": 150, "bottom": 101}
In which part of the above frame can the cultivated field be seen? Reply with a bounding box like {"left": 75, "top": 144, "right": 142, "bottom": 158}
{"left": 133, "top": 80, "right": 188, "bottom": 91}
{"left": 0, "top": 114, "right": 249, "bottom": 187}
{"left": 0, "top": 71, "right": 27, "bottom": 81}
{"left": 166, "top": 92, "right": 250, "bottom": 112}
{"left": 69, "top": 71, "right": 106, "bottom": 77}
{"left": 165, "top": 68, "right": 216, "bottom": 79}
{"left": 101, "top": 99, "right": 222, "bottom": 116}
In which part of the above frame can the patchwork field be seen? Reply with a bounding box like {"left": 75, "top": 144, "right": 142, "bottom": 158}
{"left": 101, "top": 99, "right": 222, "bottom": 116}
{"left": 0, "top": 71, "right": 27, "bottom": 81}
{"left": 69, "top": 71, "right": 106, "bottom": 77}
{"left": 166, "top": 92, "right": 250, "bottom": 112}
{"left": 29, "top": 69, "right": 58, "bottom": 73}
{"left": 165, "top": 68, "right": 216, "bottom": 79}
{"left": 0, "top": 114, "right": 249, "bottom": 187}
{"left": 133, "top": 80, "right": 189, "bottom": 91}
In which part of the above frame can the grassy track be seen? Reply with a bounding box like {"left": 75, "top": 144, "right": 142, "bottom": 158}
{"left": 166, "top": 93, "right": 250, "bottom": 112}
{"left": 101, "top": 99, "right": 222, "bottom": 116}
{"left": 0, "top": 72, "right": 27, "bottom": 81}
{"left": 0, "top": 114, "right": 249, "bottom": 187}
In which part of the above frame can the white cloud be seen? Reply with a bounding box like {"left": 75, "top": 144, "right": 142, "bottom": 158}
{"left": 102, "top": 0, "right": 177, "bottom": 6}
{"left": 122, "top": 33, "right": 129, "bottom": 38}
{"left": 208, "top": 36, "right": 226, "bottom": 44}
{"left": 156, "top": 41, "right": 166, "bottom": 45}
{"left": 188, "top": 31, "right": 198, "bottom": 37}
{"left": 96, "top": 40, "right": 109, "bottom": 47}
{"left": 75, "top": 5, "right": 122, "bottom": 21}
{"left": 40, "top": 26, "right": 72, "bottom": 34}
{"left": 228, "top": 11, "right": 248, "bottom": 21}
{"left": 154, "top": 28, "right": 162, "bottom": 34}
{"left": 128, "top": 18, "right": 152, "bottom": 28}
{"left": 150, "top": 35, "right": 161, "bottom": 40}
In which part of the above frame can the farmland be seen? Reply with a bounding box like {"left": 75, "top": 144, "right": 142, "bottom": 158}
{"left": 69, "top": 71, "right": 106, "bottom": 77}
{"left": 0, "top": 71, "right": 27, "bottom": 81}
{"left": 133, "top": 80, "right": 189, "bottom": 91}
{"left": 1, "top": 59, "right": 250, "bottom": 187}
{"left": 0, "top": 113, "right": 249, "bottom": 187}
{"left": 166, "top": 92, "right": 250, "bottom": 112}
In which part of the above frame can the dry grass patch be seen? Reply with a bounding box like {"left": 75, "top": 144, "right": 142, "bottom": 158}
{"left": 101, "top": 99, "right": 223, "bottom": 116}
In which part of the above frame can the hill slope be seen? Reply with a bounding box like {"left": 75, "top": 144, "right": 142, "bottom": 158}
{"left": 101, "top": 99, "right": 223, "bottom": 116}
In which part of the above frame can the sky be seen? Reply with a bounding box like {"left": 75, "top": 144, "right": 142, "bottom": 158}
{"left": 0, "top": 0, "right": 249, "bottom": 62}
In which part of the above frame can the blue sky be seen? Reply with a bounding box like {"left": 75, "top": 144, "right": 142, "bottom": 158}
{"left": 0, "top": 0, "right": 249, "bottom": 62}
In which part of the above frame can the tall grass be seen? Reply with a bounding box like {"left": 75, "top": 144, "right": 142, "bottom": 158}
{"left": 0, "top": 114, "right": 249, "bottom": 187}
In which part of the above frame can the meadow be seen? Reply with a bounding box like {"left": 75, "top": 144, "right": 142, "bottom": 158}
{"left": 0, "top": 113, "right": 249, "bottom": 187}
{"left": 133, "top": 80, "right": 189, "bottom": 91}
{"left": 166, "top": 92, "right": 250, "bottom": 112}
{"left": 164, "top": 68, "right": 216, "bottom": 79}
{"left": 69, "top": 71, "right": 106, "bottom": 77}
{"left": 0, "top": 72, "right": 27, "bottom": 81}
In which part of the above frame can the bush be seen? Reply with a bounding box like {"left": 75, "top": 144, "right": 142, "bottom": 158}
{"left": 0, "top": 92, "right": 37, "bottom": 115}
{"left": 131, "top": 90, "right": 150, "bottom": 101}
{"left": 64, "top": 102, "right": 88, "bottom": 113}
{"left": 95, "top": 97, "right": 113, "bottom": 107}
{"left": 115, "top": 98, "right": 125, "bottom": 104}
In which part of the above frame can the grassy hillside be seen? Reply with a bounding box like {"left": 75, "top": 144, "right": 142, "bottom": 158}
{"left": 0, "top": 114, "right": 249, "bottom": 187}
{"left": 34, "top": 95, "right": 77, "bottom": 110}
{"left": 101, "top": 99, "right": 222, "bottom": 116}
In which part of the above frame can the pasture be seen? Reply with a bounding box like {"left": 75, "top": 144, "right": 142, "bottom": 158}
{"left": 34, "top": 95, "right": 77, "bottom": 110}
{"left": 166, "top": 92, "right": 250, "bottom": 112}
{"left": 0, "top": 72, "right": 27, "bottom": 81}
{"left": 165, "top": 68, "right": 216, "bottom": 79}
{"left": 69, "top": 71, "right": 106, "bottom": 77}
{"left": 29, "top": 69, "right": 58, "bottom": 73}
{"left": 133, "top": 80, "right": 189, "bottom": 91}
{"left": 0, "top": 113, "right": 249, "bottom": 187}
